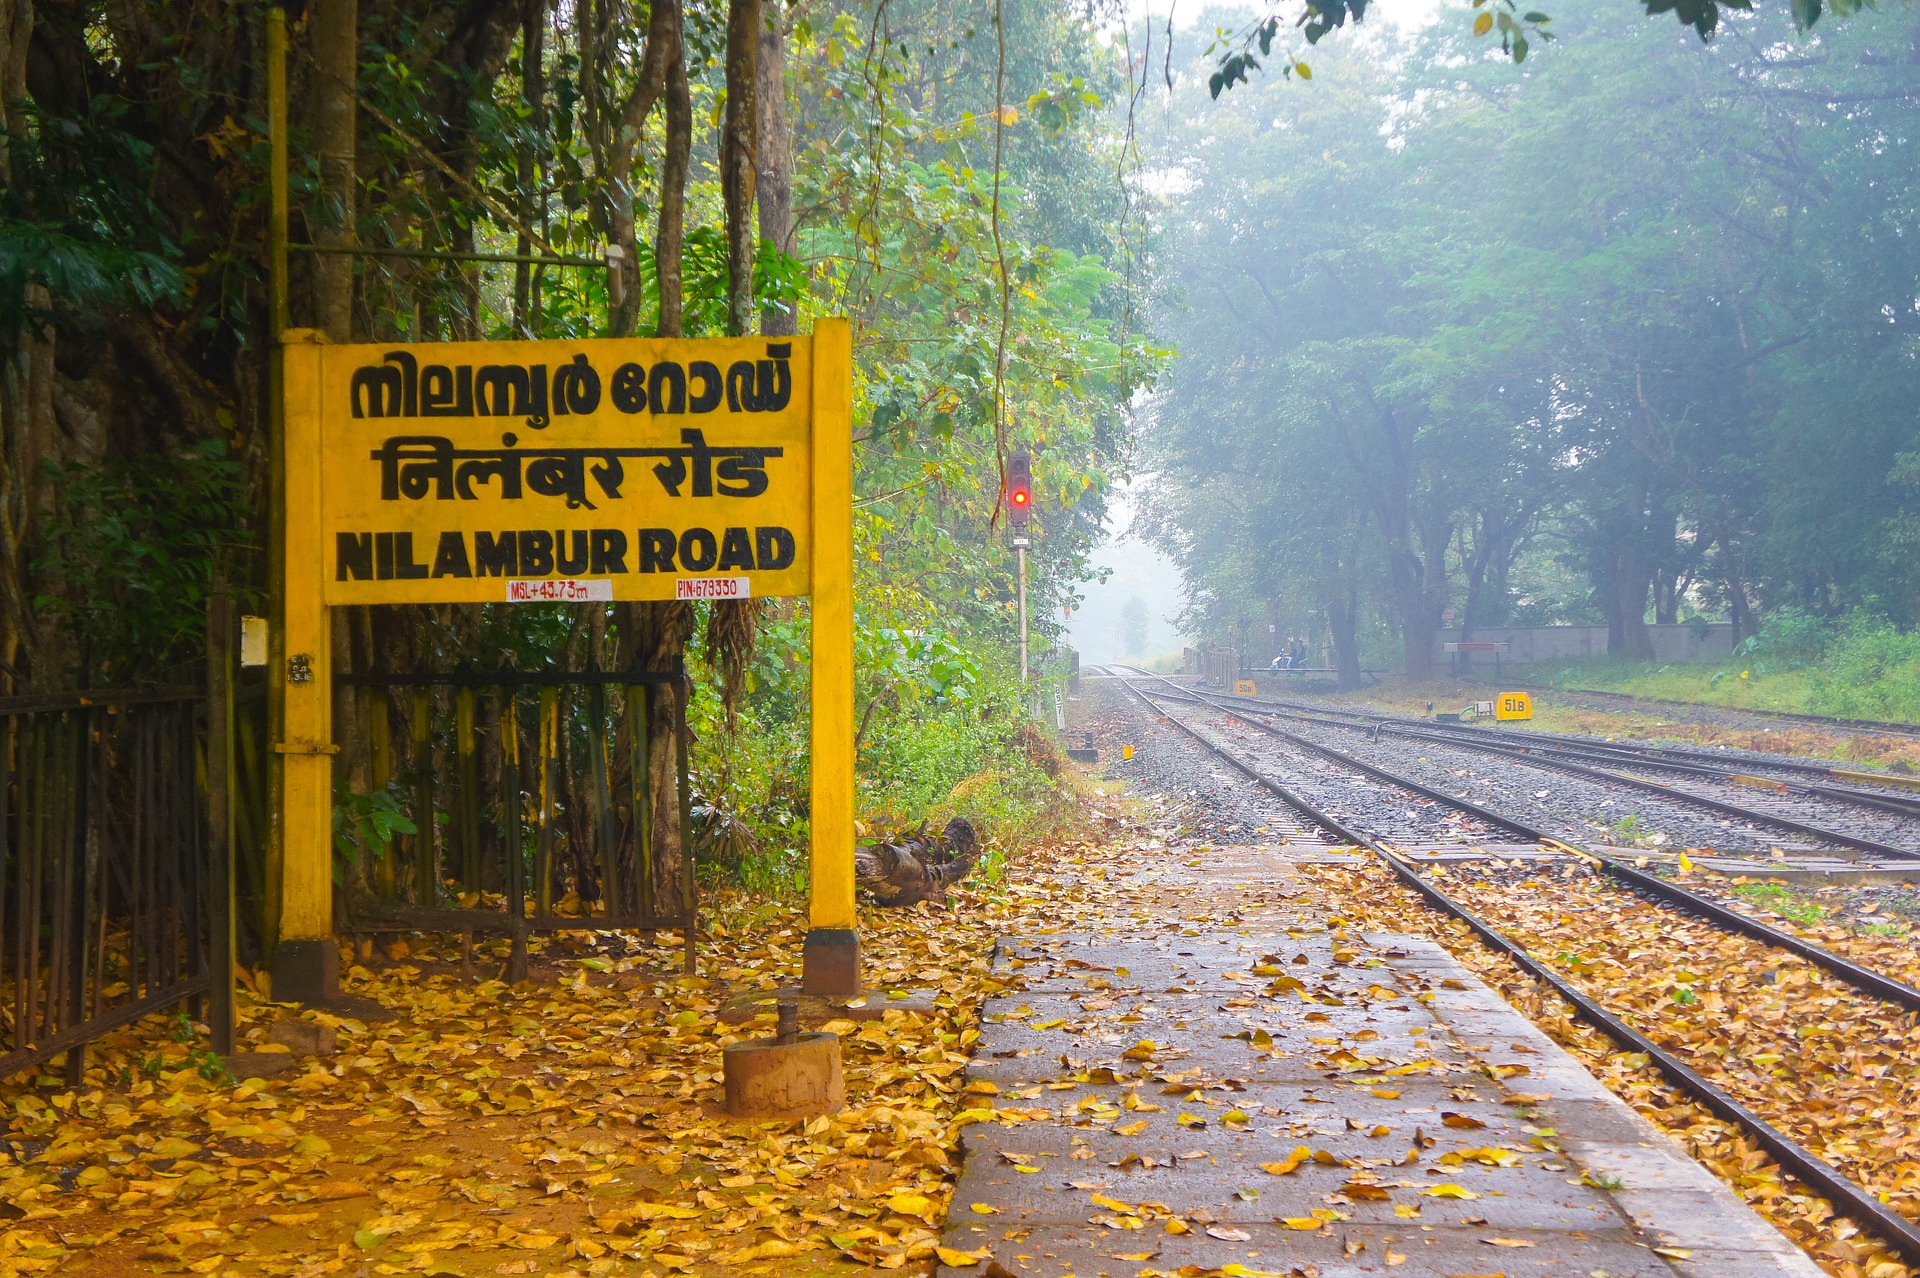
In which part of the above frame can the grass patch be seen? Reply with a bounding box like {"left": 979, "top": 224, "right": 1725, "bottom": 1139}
{"left": 1539, "top": 610, "right": 1920, "bottom": 724}
{"left": 1733, "top": 881, "right": 1824, "bottom": 927}
{"left": 1537, "top": 656, "right": 1829, "bottom": 714}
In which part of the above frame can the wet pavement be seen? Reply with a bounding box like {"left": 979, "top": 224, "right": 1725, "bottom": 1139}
{"left": 936, "top": 841, "right": 1823, "bottom": 1278}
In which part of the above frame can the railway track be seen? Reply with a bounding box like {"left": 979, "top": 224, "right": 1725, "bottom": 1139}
{"left": 1094, "top": 664, "right": 1920, "bottom": 1271}
{"left": 1211, "top": 680, "right": 1920, "bottom": 786}
{"left": 1462, "top": 677, "right": 1920, "bottom": 742}
{"left": 1161, "top": 678, "right": 1920, "bottom": 865}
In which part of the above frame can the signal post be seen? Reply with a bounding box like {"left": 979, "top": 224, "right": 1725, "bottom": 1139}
{"left": 1007, "top": 452, "right": 1032, "bottom": 685}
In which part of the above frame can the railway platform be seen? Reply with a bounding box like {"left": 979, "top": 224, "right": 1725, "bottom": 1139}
{"left": 936, "top": 840, "right": 1821, "bottom": 1277}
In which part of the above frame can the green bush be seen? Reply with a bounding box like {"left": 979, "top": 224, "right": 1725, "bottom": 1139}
{"left": 1537, "top": 609, "right": 1920, "bottom": 724}
{"left": 687, "top": 615, "right": 1071, "bottom": 898}
{"left": 1727, "top": 605, "right": 1833, "bottom": 674}
{"left": 1805, "top": 614, "right": 1920, "bottom": 721}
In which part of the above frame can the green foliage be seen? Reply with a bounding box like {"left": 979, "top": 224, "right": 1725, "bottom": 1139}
{"left": 31, "top": 440, "right": 253, "bottom": 680}
{"left": 686, "top": 626, "right": 1071, "bottom": 897}
{"left": 1733, "top": 881, "right": 1825, "bottom": 927}
{"left": 868, "top": 628, "right": 981, "bottom": 706}
{"left": 1150, "top": 0, "right": 1920, "bottom": 689}
{"left": 1203, "top": 0, "right": 1862, "bottom": 98}
{"left": 332, "top": 781, "right": 419, "bottom": 881}
{"left": 1551, "top": 611, "right": 1920, "bottom": 722}
{"left": 1730, "top": 607, "right": 1834, "bottom": 673}
{"left": 0, "top": 100, "right": 192, "bottom": 338}
{"left": 1805, "top": 617, "right": 1920, "bottom": 721}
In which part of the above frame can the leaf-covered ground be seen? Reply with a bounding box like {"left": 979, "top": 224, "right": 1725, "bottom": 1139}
{"left": 1680, "top": 870, "right": 1920, "bottom": 984}
{"left": 1313, "top": 858, "right": 1916, "bottom": 1278}
{"left": 0, "top": 836, "right": 1140, "bottom": 1278}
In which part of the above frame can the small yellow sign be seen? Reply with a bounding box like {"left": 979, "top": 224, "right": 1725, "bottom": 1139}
{"left": 1235, "top": 679, "right": 1258, "bottom": 696}
{"left": 1494, "top": 691, "right": 1534, "bottom": 721}
{"left": 293, "top": 334, "right": 814, "bottom": 605}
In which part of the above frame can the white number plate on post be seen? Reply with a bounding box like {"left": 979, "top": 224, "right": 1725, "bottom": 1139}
{"left": 676, "top": 577, "right": 753, "bottom": 601}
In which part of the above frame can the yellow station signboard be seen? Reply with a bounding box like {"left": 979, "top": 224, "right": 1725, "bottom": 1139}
{"left": 272, "top": 322, "right": 858, "bottom": 1004}
{"left": 289, "top": 335, "right": 816, "bottom": 605}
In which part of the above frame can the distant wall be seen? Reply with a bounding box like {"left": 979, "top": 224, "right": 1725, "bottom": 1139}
{"left": 1432, "top": 624, "right": 1736, "bottom": 668}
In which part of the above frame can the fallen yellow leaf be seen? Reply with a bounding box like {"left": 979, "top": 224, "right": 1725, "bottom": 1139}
{"left": 1420, "top": 1183, "right": 1481, "bottom": 1199}
{"left": 311, "top": 1180, "right": 371, "bottom": 1201}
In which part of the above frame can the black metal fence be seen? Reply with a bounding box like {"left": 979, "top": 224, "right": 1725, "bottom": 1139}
{"left": 0, "top": 686, "right": 225, "bottom": 1082}
{"left": 336, "top": 664, "right": 696, "bottom": 978}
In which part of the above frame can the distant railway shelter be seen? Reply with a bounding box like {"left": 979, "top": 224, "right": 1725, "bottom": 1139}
{"left": 1444, "top": 638, "right": 1510, "bottom": 679}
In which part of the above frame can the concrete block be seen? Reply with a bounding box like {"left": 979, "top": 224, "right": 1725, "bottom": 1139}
{"left": 267, "top": 1017, "right": 338, "bottom": 1057}
{"left": 723, "top": 1031, "right": 845, "bottom": 1119}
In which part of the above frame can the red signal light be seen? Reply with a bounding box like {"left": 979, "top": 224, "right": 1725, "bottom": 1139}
{"left": 1006, "top": 452, "right": 1033, "bottom": 531}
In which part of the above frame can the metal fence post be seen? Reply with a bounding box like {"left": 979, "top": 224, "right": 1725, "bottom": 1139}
{"left": 675, "top": 675, "right": 695, "bottom": 975}
{"left": 207, "top": 583, "right": 236, "bottom": 1056}
{"left": 64, "top": 690, "right": 92, "bottom": 1086}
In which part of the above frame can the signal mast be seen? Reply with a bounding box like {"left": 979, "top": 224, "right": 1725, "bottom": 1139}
{"left": 1006, "top": 452, "right": 1033, "bottom": 686}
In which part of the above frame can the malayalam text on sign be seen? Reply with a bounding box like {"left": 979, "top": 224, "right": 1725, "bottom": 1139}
{"left": 290, "top": 335, "right": 815, "bottom": 605}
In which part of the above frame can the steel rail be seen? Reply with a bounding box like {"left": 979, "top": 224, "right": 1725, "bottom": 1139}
{"left": 1460, "top": 676, "right": 1920, "bottom": 740}
{"left": 1193, "top": 679, "right": 1862, "bottom": 778}
{"left": 1378, "top": 727, "right": 1920, "bottom": 833}
{"left": 1433, "top": 734, "right": 1920, "bottom": 822}
{"left": 1201, "top": 684, "right": 1920, "bottom": 818}
{"left": 1172, "top": 680, "right": 1920, "bottom": 862}
{"left": 1235, "top": 682, "right": 1920, "bottom": 800}
{"left": 1121, "top": 668, "right": 1920, "bottom": 1012}
{"left": 1107, "top": 673, "right": 1374, "bottom": 847}
{"left": 1099, "top": 666, "right": 1920, "bottom": 1268}
{"left": 1128, "top": 683, "right": 1543, "bottom": 841}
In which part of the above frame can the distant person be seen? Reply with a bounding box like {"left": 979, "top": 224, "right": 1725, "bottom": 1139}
{"left": 1291, "top": 636, "right": 1307, "bottom": 669}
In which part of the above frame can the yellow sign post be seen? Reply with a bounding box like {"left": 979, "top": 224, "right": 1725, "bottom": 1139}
{"left": 1494, "top": 691, "right": 1534, "bottom": 722}
{"left": 271, "top": 321, "right": 859, "bottom": 1002}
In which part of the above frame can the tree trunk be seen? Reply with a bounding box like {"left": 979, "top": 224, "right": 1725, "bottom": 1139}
{"left": 512, "top": 2, "right": 546, "bottom": 338}
{"left": 721, "top": 0, "right": 761, "bottom": 337}
{"left": 602, "top": 0, "right": 693, "bottom": 922}
{"left": 1654, "top": 572, "right": 1679, "bottom": 626}
{"left": 594, "top": 0, "right": 675, "bottom": 338}
{"left": 854, "top": 818, "right": 978, "bottom": 907}
{"left": 1721, "top": 532, "right": 1753, "bottom": 642}
{"left": 0, "top": 279, "right": 53, "bottom": 684}
{"left": 1, "top": 0, "right": 29, "bottom": 191}
{"left": 1319, "top": 532, "right": 1363, "bottom": 692}
{"left": 310, "top": 0, "right": 357, "bottom": 340}
{"left": 1458, "top": 514, "right": 1498, "bottom": 643}
{"left": 755, "top": 0, "right": 796, "bottom": 337}
{"left": 1342, "top": 390, "right": 1436, "bottom": 683}
{"left": 1389, "top": 551, "right": 1434, "bottom": 681}
{"left": 1606, "top": 535, "right": 1655, "bottom": 660}
{"left": 656, "top": 49, "right": 691, "bottom": 338}
{"left": 1328, "top": 587, "right": 1362, "bottom": 692}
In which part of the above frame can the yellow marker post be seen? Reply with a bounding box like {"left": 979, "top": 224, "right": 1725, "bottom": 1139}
{"left": 804, "top": 319, "right": 859, "bottom": 995}
{"left": 1495, "top": 691, "right": 1534, "bottom": 722}
{"left": 273, "top": 331, "right": 341, "bottom": 1003}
